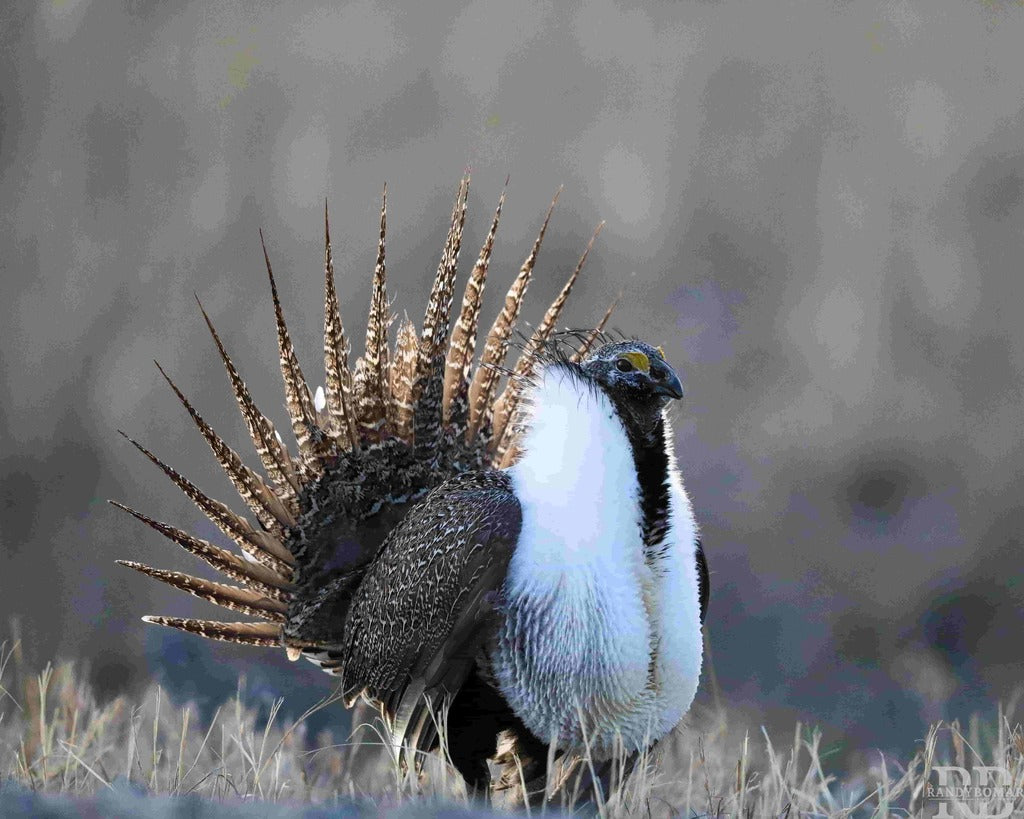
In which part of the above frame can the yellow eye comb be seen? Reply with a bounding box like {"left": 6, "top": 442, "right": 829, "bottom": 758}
{"left": 621, "top": 351, "right": 650, "bottom": 372}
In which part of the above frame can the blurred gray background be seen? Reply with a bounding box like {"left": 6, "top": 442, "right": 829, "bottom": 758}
{"left": 2, "top": 0, "right": 1023, "bottom": 771}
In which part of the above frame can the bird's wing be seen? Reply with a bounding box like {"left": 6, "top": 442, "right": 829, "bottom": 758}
{"left": 696, "top": 536, "right": 709, "bottom": 626}
{"left": 338, "top": 469, "right": 522, "bottom": 757}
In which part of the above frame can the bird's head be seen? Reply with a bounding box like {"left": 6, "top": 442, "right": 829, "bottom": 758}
{"left": 581, "top": 340, "right": 683, "bottom": 422}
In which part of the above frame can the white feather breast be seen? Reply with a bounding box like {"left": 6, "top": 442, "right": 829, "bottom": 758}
{"left": 491, "top": 364, "right": 703, "bottom": 759}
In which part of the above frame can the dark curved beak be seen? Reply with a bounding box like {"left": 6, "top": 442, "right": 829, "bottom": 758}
{"left": 653, "top": 368, "right": 684, "bottom": 400}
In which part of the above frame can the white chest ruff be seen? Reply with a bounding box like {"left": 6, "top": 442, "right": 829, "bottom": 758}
{"left": 490, "top": 366, "right": 703, "bottom": 759}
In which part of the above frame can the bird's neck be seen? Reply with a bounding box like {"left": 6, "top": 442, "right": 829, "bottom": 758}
{"left": 510, "top": 364, "right": 674, "bottom": 567}
{"left": 612, "top": 396, "right": 673, "bottom": 561}
{"left": 507, "top": 365, "right": 647, "bottom": 575}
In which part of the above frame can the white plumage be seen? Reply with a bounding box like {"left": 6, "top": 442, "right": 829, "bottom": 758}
{"left": 492, "top": 362, "right": 703, "bottom": 759}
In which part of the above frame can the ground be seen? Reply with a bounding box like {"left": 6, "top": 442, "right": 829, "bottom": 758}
{"left": 3, "top": 641, "right": 1022, "bottom": 817}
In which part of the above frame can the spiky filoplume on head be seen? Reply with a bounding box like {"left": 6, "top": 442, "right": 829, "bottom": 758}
{"left": 112, "top": 177, "right": 613, "bottom": 684}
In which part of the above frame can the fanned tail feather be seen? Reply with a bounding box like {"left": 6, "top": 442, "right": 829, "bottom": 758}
{"left": 467, "top": 187, "right": 561, "bottom": 445}
{"left": 140, "top": 616, "right": 282, "bottom": 647}
{"left": 153, "top": 361, "right": 295, "bottom": 533}
{"left": 355, "top": 185, "right": 392, "bottom": 441}
{"left": 109, "top": 501, "right": 291, "bottom": 598}
{"left": 195, "top": 296, "right": 301, "bottom": 504}
{"left": 411, "top": 177, "right": 469, "bottom": 453}
{"left": 390, "top": 317, "right": 419, "bottom": 443}
{"left": 261, "top": 231, "right": 324, "bottom": 475}
{"left": 117, "top": 431, "right": 294, "bottom": 574}
{"left": 323, "top": 202, "right": 360, "bottom": 450}
{"left": 117, "top": 561, "right": 288, "bottom": 621}
{"left": 492, "top": 221, "right": 604, "bottom": 451}
{"left": 570, "top": 292, "right": 619, "bottom": 363}
{"left": 444, "top": 180, "right": 506, "bottom": 432}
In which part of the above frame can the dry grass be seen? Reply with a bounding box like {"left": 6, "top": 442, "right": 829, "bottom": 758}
{"left": 2, "top": 639, "right": 1023, "bottom": 817}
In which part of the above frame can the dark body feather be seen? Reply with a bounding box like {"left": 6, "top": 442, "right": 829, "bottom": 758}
{"left": 696, "top": 537, "right": 709, "bottom": 626}
{"left": 340, "top": 471, "right": 519, "bottom": 704}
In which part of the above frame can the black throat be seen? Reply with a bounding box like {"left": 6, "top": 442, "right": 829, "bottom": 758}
{"left": 608, "top": 396, "right": 673, "bottom": 565}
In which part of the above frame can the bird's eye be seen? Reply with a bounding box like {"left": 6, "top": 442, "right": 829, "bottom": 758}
{"left": 616, "top": 358, "right": 634, "bottom": 373}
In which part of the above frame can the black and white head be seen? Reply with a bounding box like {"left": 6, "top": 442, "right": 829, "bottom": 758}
{"left": 579, "top": 340, "right": 683, "bottom": 432}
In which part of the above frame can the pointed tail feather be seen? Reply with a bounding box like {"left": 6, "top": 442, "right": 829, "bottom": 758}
{"left": 355, "top": 185, "right": 393, "bottom": 441}
{"left": 118, "top": 431, "right": 295, "bottom": 574}
{"left": 195, "top": 296, "right": 301, "bottom": 502}
{"left": 492, "top": 221, "right": 604, "bottom": 447}
{"left": 413, "top": 177, "right": 470, "bottom": 450}
{"left": 141, "top": 616, "right": 282, "bottom": 647}
{"left": 467, "top": 187, "right": 561, "bottom": 442}
{"left": 570, "top": 293, "right": 619, "bottom": 363}
{"left": 444, "top": 180, "right": 506, "bottom": 430}
{"left": 117, "top": 561, "right": 288, "bottom": 620}
{"left": 496, "top": 291, "right": 617, "bottom": 470}
{"left": 109, "top": 500, "right": 292, "bottom": 598}
{"left": 153, "top": 361, "right": 296, "bottom": 532}
{"left": 323, "top": 201, "right": 360, "bottom": 450}
{"left": 261, "top": 231, "right": 324, "bottom": 474}
{"left": 390, "top": 317, "right": 419, "bottom": 443}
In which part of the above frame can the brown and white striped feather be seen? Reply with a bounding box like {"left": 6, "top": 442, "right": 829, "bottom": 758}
{"left": 413, "top": 177, "right": 469, "bottom": 448}
{"left": 153, "top": 362, "right": 295, "bottom": 533}
{"left": 117, "top": 561, "right": 288, "bottom": 621}
{"left": 195, "top": 297, "right": 301, "bottom": 504}
{"left": 443, "top": 181, "right": 506, "bottom": 430}
{"left": 141, "top": 617, "right": 282, "bottom": 647}
{"left": 390, "top": 317, "right": 419, "bottom": 443}
{"left": 491, "top": 221, "right": 604, "bottom": 448}
{"left": 467, "top": 187, "right": 561, "bottom": 443}
{"left": 260, "top": 231, "right": 323, "bottom": 475}
{"left": 496, "top": 293, "right": 617, "bottom": 470}
{"left": 356, "top": 187, "right": 392, "bottom": 440}
{"left": 118, "top": 432, "right": 294, "bottom": 575}
{"left": 323, "top": 202, "right": 360, "bottom": 450}
{"left": 110, "top": 500, "right": 291, "bottom": 599}
{"left": 570, "top": 293, "right": 619, "bottom": 363}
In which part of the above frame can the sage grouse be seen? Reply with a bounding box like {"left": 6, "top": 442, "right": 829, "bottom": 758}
{"left": 114, "top": 178, "right": 709, "bottom": 802}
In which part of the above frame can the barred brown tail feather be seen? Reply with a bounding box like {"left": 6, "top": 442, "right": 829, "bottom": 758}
{"left": 322, "top": 201, "right": 360, "bottom": 451}
{"left": 153, "top": 360, "right": 295, "bottom": 533}
{"left": 466, "top": 186, "right": 561, "bottom": 443}
{"left": 109, "top": 501, "right": 292, "bottom": 597}
{"left": 354, "top": 184, "right": 392, "bottom": 442}
{"left": 492, "top": 219, "right": 605, "bottom": 451}
{"left": 443, "top": 179, "right": 506, "bottom": 428}
{"left": 194, "top": 294, "right": 302, "bottom": 502}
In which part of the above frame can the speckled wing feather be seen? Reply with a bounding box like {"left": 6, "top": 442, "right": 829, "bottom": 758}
{"left": 337, "top": 470, "right": 521, "bottom": 755}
